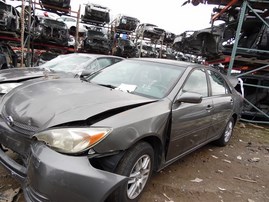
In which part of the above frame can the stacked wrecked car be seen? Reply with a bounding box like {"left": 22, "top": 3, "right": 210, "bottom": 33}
{"left": 0, "top": 0, "right": 20, "bottom": 32}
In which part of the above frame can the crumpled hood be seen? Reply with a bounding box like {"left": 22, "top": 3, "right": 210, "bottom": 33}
{"left": 0, "top": 68, "right": 46, "bottom": 83}
{"left": 1, "top": 78, "right": 155, "bottom": 132}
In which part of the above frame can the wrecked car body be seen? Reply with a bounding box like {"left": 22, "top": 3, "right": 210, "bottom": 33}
{"left": 82, "top": 3, "right": 110, "bottom": 25}
{"left": 113, "top": 14, "right": 140, "bottom": 31}
{"left": 33, "top": 15, "right": 69, "bottom": 46}
{"left": 173, "top": 17, "right": 269, "bottom": 60}
{"left": 0, "top": 0, "right": 20, "bottom": 32}
{"left": 112, "top": 38, "right": 137, "bottom": 58}
{"left": 0, "top": 43, "right": 18, "bottom": 69}
{"left": 40, "top": 0, "right": 71, "bottom": 13}
{"left": 0, "top": 58, "right": 242, "bottom": 201}
{"left": 82, "top": 27, "right": 111, "bottom": 54}
{"left": 164, "top": 31, "right": 176, "bottom": 44}
{"left": 221, "top": 17, "right": 269, "bottom": 58}
{"left": 60, "top": 15, "right": 90, "bottom": 36}
{"left": 136, "top": 23, "right": 166, "bottom": 40}
{"left": 137, "top": 43, "right": 158, "bottom": 58}
{"left": 172, "top": 27, "right": 222, "bottom": 60}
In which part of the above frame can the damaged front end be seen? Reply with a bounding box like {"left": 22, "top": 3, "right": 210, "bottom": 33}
{"left": 83, "top": 28, "right": 111, "bottom": 54}
{"left": 0, "top": 134, "right": 127, "bottom": 202}
{"left": 33, "top": 17, "right": 69, "bottom": 46}
{"left": 0, "top": 1, "right": 20, "bottom": 32}
{"left": 0, "top": 76, "right": 162, "bottom": 201}
{"left": 115, "top": 15, "right": 140, "bottom": 32}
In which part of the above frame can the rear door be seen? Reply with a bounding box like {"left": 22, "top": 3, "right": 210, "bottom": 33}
{"left": 206, "top": 69, "right": 234, "bottom": 140}
{"left": 166, "top": 68, "right": 213, "bottom": 161}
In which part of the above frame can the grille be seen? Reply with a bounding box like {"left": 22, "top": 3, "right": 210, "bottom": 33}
{"left": 2, "top": 108, "right": 39, "bottom": 135}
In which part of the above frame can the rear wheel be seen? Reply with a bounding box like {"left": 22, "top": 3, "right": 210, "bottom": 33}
{"left": 109, "top": 142, "right": 154, "bottom": 202}
{"left": 215, "top": 117, "right": 234, "bottom": 146}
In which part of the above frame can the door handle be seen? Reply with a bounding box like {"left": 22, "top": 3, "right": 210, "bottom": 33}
{"left": 206, "top": 105, "right": 213, "bottom": 111}
{"left": 230, "top": 98, "right": 234, "bottom": 105}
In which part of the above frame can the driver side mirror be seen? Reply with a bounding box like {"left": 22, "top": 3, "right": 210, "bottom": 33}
{"left": 79, "top": 70, "right": 94, "bottom": 80}
{"left": 176, "top": 92, "right": 202, "bottom": 104}
{"left": 80, "top": 70, "right": 94, "bottom": 77}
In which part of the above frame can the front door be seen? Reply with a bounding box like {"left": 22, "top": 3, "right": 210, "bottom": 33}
{"left": 166, "top": 69, "right": 213, "bottom": 161}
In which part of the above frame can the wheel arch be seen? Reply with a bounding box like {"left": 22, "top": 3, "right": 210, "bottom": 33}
{"left": 90, "top": 135, "right": 163, "bottom": 173}
{"left": 138, "top": 136, "right": 163, "bottom": 172}
{"left": 232, "top": 113, "right": 238, "bottom": 124}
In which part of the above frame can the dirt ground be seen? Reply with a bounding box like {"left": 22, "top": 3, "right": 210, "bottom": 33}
{"left": 0, "top": 123, "right": 269, "bottom": 202}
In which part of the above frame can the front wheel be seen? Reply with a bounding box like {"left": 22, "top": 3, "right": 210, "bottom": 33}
{"left": 109, "top": 142, "right": 154, "bottom": 202}
{"left": 214, "top": 117, "right": 234, "bottom": 146}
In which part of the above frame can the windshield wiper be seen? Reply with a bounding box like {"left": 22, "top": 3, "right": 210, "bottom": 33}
{"left": 98, "top": 83, "right": 116, "bottom": 89}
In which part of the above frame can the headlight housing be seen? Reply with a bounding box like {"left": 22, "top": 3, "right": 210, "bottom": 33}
{"left": 0, "top": 83, "right": 22, "bottom": 94}
{"left": 34, "top": 127, "right": 112, "bottom": 154}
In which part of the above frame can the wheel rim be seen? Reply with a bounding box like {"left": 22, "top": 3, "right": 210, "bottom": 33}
{"left": 224, "top": 121, "right": 233, "bottom": 142}
{"left": 127, "top": 154, "right": 151, "bottom": 199}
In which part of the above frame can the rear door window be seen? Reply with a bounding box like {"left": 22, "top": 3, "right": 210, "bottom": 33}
{"left": 208, "top": 70, "right": 230, "bottom": 95}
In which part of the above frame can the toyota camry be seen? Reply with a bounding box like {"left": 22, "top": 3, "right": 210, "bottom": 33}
{"left": 0, "top": 58, "right": 243, "bottom": 202}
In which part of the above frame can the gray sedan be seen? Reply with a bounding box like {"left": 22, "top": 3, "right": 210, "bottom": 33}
{"left": 0, "top": 58, "right": 243, "bottom": 202}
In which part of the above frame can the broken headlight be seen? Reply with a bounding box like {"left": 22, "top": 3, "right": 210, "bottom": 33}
{"left": 34, "top": 127, "right": 112, "bottom": 154}
{"left": 0, "top": 83, "right": 22, "bottom": 94}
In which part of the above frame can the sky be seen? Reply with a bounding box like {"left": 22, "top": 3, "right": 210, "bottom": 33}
{"left": 71, "top": 0, "right": 217, "bottom": 35}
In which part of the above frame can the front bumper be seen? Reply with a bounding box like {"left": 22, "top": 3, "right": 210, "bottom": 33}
{"left": 0, "top": 123, "right": 127, "bottom": 202}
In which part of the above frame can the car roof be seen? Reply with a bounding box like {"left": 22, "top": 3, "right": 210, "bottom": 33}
{"left": 129, "top": 58, "right": 201, "bottom": 69}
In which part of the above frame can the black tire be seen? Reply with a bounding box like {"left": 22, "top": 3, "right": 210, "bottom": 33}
{"left": 109, "top": 142, "right": 154, "bottom": 202}
{"left": 214, "top": 117, "right": 234, "bottom": 147}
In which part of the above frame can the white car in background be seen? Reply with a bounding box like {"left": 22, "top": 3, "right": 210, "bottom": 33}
{"left": 60, "top": 15, "right": 91, "bottom": 34}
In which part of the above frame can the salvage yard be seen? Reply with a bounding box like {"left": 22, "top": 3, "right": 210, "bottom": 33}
{"left": 0, "top": 123, "right": 268, "bottom": 202}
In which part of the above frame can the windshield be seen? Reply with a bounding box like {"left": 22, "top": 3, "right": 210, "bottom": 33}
{"left": 88, "top": 60, "right": 185, "bottom": 98}
{"left": 39, "top": 54, "right": 93, "bottom": 73}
